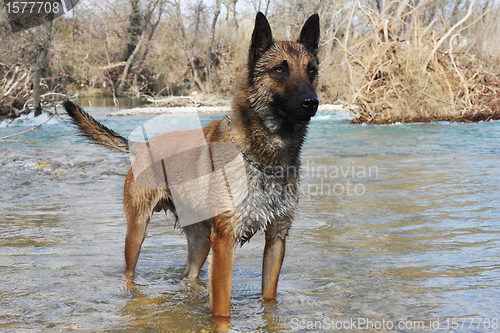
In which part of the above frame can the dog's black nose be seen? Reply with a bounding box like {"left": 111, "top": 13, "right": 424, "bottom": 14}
{"left": 302, "top": 96, "right": 319, "bottom": 113}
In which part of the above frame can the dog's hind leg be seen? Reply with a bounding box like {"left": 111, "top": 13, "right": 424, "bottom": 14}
{"left": 262, "top": 229, "right": 286, "bottom": 300}
{"left": 124, "top": 210, "right": 152, "bottom": 281}
{"left": 124, "top": 212, "right": 150, "bottom": 280}
{"left": 183, "top": 222, "right": 211, "bottom": 279}
{"left": 123, "top": 171, "right": 158, "bottom": 281}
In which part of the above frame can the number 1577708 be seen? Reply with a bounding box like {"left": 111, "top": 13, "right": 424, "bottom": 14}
{"left": 5, "top": 1, "right": 64, "bottom": 15}
{"left": 444, "top": 317, "right": 499, "bottom": 330}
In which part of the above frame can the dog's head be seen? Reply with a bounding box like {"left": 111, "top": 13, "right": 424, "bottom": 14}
{"left": 247, "top": 12, "right": 320, "bottom": 132}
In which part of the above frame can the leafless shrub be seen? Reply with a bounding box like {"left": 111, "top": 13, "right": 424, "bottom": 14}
{"left": 0, "top": 64, "right": 32, "bottom": 117}
{"left": 340, "top": 0, "right": 500, "bottom": 123}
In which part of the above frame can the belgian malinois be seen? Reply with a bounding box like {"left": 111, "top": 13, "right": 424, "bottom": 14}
{"left": 63, "top": 12, "right": 320, "bottom": 319}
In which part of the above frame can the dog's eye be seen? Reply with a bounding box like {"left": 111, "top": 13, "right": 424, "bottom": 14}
{"left": 275, "top": 67, "right": 284, "bottom": 73}
{"left": 308, "top": 67, "right": 316, "bottom": 74}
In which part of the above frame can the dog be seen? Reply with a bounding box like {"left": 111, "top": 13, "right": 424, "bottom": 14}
{"left": 63, "top": 12, "right": 320, "bottom": 320}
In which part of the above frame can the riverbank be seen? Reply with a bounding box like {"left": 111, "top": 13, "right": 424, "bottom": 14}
{"left": 107, "top": 103, "right": 349, "bottom": 116}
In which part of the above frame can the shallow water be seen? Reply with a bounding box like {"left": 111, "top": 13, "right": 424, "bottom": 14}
{"left": 1, "top": 107, "right": 499, "bottom": 332}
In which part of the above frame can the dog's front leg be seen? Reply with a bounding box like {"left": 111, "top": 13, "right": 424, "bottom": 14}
{"left": 209, "top": 226, "right": 235, "bottom": 318}
{"left": 262, "top": 233, "right": 286, "bottom": 300}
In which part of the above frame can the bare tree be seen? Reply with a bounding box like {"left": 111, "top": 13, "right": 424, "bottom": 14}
{"left": 249, "top": 0, "right": 271, "bottom": 16}
{"left": 123, "top": 0, "right": 142, "bottom": 61}
{"left": 206, "top": 0, "right": 222, "bottom": 93}
{"left": 32, "top": 21, "right": 54, "bottom": 116}
{"left": 222, "top": 0, "right": 238, "bottom": 28}
{"left": 118, "top": 0, "right": 168, "bottom": 94}
{"left": 175, "top": 0, "right": 208, "bottom": 94}
{"left": 137, "top": 0, "right": 166, "bottom": 72}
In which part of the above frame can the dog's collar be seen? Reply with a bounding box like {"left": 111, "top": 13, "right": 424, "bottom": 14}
{"left": 226, "top": 114, "right": 275, "bottom": 176}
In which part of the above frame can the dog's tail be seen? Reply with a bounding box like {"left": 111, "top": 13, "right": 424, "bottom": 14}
{"left": 63, "top": 100, "right": 129, "bottom": 153}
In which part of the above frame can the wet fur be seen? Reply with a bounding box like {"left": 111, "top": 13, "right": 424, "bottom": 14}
{"left": 64, "top": 12, "right": 320, "bottom": 320}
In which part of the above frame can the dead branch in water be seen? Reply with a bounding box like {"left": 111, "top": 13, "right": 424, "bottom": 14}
{"left": 1, "top": 65, "right": 32, "bottom": 118}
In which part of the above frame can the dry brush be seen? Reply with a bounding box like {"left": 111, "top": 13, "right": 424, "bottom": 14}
{"left": 340, "top": 1, "right": 500, "bottom": 124}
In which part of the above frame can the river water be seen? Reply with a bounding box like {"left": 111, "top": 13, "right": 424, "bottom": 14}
{"left": 1, "top": 105, "right": 499, "bottom": 332}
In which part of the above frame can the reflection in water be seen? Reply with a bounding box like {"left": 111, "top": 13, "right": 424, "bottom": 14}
{"left": 0, "top": 109, "right": 499, "bottom": 332}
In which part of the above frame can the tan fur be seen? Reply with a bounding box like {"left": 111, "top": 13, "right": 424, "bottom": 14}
{"left": 64, "top": 12, "right": 320, "bottom": 321}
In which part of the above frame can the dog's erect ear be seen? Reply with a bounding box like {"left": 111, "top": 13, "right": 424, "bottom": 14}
{"left": 299, "top": 13, "right": 320, "bottom": 56}
{"left": 248, "top": 12, "right": 273, "bottom": 67}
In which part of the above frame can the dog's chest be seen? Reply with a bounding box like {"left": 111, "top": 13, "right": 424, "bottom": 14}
{"left": 232, "top": 167, "right": 299, "bottom": 243}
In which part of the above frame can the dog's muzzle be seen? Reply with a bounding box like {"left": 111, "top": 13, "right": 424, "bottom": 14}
{"left": 293, "top": 95, "right": 318, "bottom": 122}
